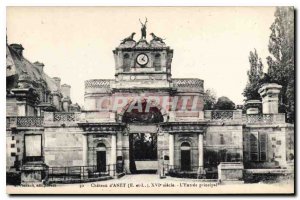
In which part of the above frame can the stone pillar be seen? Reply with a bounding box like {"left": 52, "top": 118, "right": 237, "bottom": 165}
{"left": 198, "top": 133, "right": 205, "bottom": 176}
{"left": 198, "top": 134, "right": 204, "bottom": 167}
{"left": 169, "top": 133, "right": 174, "bottom": 168}
{"left": 258, "top": 83, "right": 282, "bottom": 114}
{"left": 82, "top": 134, "right": 88, "bottom": 179}
{"left": 110, "top": 134, "right": 117, "bottom": 176}
{"left": 116, "top": 132, "right": 123, "bottom": 173}
{"left": 82, "top": 134, "right": 88, "bottom": 166}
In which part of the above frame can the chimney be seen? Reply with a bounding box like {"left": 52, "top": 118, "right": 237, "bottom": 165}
{"left": 61, "top": 84, "right": 71, "bottom": 99}
{"left": 10, "top": 44, "right": 24, "bottom": 57}
{"left": 258, "top": 83, "right": 282, "bottom": 114}
{"left": 34, "top": 61, "right": 44, "bottom": 73}
{"left": 52, "top": 77, "right": 61, "bottom": 91}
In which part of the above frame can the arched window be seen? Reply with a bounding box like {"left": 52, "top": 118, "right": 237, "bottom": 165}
{"left": 154, "top": 53, "right": 161, "bottom": 71}
{"left": 180, "top": 142, "right": 191, "bottom": 171}
{"left": 123, "top": 53, "right": 130, "bottom": 72}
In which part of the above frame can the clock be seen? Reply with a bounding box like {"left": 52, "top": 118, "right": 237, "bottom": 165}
{"left": 136, "top": 53, "right": 149, "bottom": 66}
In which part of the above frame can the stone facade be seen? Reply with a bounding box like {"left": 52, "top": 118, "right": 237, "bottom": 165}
{"left": 6, "top": 31, "right": 294, "bottom": 184}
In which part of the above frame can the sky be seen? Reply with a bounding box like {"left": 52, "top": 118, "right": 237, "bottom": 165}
{"left": 7, "top": 7, "right": 276, "bottom": 107}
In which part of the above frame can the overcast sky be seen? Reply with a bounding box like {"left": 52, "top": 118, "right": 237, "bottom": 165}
{"left": 7, "top": 7, "right": 276, "bottom": 106}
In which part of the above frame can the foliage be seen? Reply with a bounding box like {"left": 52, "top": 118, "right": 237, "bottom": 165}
{"left": 243, "top": 49, "right": 264, "bottom": 100}
{"left": 266, "top": 7, "right": 294, "bottom": 122}
{"left": 214, "top": 96, "right": 235, "bottom": 110}
{"left": 203, "top": 89, "right": 217, "bottom": 110}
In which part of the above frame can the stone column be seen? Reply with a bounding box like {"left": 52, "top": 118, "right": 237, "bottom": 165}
{"left": 198, "top": 133, "right": 204, "bottom": 175}
{"left": 82, "top": 134, "right": 88, "bottom": 179}
{"left": 117, "top": 132, "right": 123, "bottom": 173}
{"left": 110, "top": 134, "right": 117, "bottom": 176}
{"left": 169, "top": 133, "right": 174, "bottom": 168}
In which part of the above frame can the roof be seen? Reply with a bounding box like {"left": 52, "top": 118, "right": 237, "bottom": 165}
{"left": 6, "top": 44, "right": 58, "bottom": 92}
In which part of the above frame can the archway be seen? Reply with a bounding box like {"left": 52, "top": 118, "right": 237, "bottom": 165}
{"left": 122, "top": 101, "right": 163, "bottom": 174}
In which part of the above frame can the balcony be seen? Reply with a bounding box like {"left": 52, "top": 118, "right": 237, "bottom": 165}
{"left": 6, "top": 116, "right": 44, "bottom": 128}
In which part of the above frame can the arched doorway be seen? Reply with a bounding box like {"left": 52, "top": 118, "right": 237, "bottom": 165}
{"left": 96, "top": 143, "right": 106, "bottom": 172}
{"left": 122, "top": 101, "right": 163, "bottom": 173}
{"left": 181, "top": 142, "right": 191, "bottom": 171}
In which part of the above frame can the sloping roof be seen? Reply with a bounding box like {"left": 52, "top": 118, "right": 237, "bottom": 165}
{"left": 6, "top": 44, "right": 58, "bottom": 92}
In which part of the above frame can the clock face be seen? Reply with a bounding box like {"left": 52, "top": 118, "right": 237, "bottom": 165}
{"left": 136, "top": 53, "right": 149, "bottom": 66}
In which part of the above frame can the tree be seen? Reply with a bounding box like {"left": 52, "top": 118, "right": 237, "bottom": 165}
{"left": 266, "top": 7, "right": 294, "bottom": 122}
{"left": 214, "top": 96, "right": 235, "bottom": 110}
{"left": 203, "top": 89, "right": 217, "bottom": 110}
{"left": 243, "top": 49, "right": 264, "bottom": 100}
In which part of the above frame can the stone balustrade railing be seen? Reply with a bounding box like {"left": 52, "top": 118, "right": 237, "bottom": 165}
{"left": 243, "top": 113, "right": 286, "bottom": 124}
{"left": 44, "top": 112, "right": 84, "bottom": 123}
{"left": 172, "top": 78, "right": 204, "bottom": 93}
{"left": 204, "top": 110, "right": 242, "bottom": 121}
{"left": 7, "top": 116, "right": 44, "bottom": 128}
{"left": 85, "top": 79, "right": 112, "bottom": 89}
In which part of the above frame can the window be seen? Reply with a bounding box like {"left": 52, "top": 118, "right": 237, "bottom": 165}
{"left": 12, "top": 136, "right": 14, "bottom": 140}
{"left": 250, "top": 133, "right": 259, "bottom": 161}
{"left": 123, "top": 53, "right": 130, "bottom": 72}
{"left": 154, "top": 53, "right": 161, "bottom": 71}
{"left": 11, "top": 144, "right": 15, "bottom": 148}
{"left": 24, "top": 135, "right": 42, "bottom": 162}
{"left": 259, "top": 134, "right": 267, "bottom": 161}
{"left": 276, "top": 140, "right": 281, "bottom": 145}
{"left": 250, "top": 132, "right": 268, "bottom": 162}
{"left": 220, "top": 134, "right": 225, "bottom": 145}
{"left": 11, "top": 152, "right": 16, "bottom": 157}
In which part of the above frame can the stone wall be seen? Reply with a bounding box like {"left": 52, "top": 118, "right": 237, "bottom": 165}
{"left": 204, "top": 125, "right": 243, "bottom": 169}
{"left": 44, "top": 127, "right": 84, "bottom": 167}
{"left": 243, "top": 125, "right": 293, "bottom": 168}
{"left": 6, "top": 98, "right": 18, "bottom": 117}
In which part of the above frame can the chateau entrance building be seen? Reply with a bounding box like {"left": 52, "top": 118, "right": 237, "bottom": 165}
{"left": 6, "top": 25, "right": 294, "bottom": 184}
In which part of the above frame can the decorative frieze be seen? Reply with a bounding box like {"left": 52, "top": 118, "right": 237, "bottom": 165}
{"left": 160, "top": 122, "right": 206, "bottom": 133}
{"left": 78, "top": 123, "right": 126, "bottom": 133}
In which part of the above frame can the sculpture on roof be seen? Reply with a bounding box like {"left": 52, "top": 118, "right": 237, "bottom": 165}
{"left": 150, "top": 33, "right": 165, "bottom": 44}
{"left": 139, "top": 17, "right": 148, "bottom": 40}
{"left": 120, "top": 32, "right": 136, "bottom": 44}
